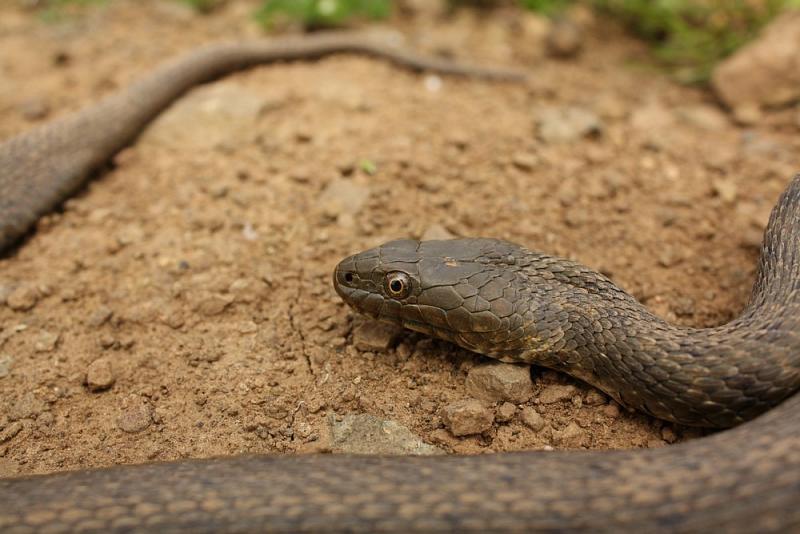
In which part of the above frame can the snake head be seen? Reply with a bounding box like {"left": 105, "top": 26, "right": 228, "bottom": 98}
{"left": 333, "top": 238, "right": 541, "bottom": 359}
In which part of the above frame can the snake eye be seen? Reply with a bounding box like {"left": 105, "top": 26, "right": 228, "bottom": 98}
{"left": 384, "top": 272, "right": 411, "bottom": 299}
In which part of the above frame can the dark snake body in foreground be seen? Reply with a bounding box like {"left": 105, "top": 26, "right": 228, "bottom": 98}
{"left": 0, "top": 31, "right": 799, "bottom": 533}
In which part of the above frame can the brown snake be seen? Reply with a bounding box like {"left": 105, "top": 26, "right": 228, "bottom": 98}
{"left": 0, "top": 31, "right": 799, "bottom": 533}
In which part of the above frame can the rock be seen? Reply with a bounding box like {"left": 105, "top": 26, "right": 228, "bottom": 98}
{"left": 511, "top": 152, "right": 539, "bottom": 171}
{"left": 563, "top": 207, "right": 588, "bottom": 228}
{"left": 495, "top": 402, "right": 517, "bottom": 423}
{"left": 520, "top": 407, "right": 545, "bottom": 432}
{"left": 424, "top": 75, "right": 442, "bottom": 93}
{"left": 352, "top": 322, "right": 402, "bottom": 352}
{"left": 195, "top": 294, "right": 233, "bottom": 316}
{"left": 538, "top": 384, "right": 577, "bottom": 404}
{"left": 536, "top": 106, "right": 603, "bottom": 143}
{"left": 6, "top": 285, "right": 39, "bottom": 311}
{"left": 0, "top": 355, "right": 12, "bottom": 378}
{"left": 602, "top": 403, "right": 620, "bottom": 418}
{"left": 319, "top": 179, "right": 370, "bottom": 220}
{"left": 546, "top": 19, "right": 583, "bottom": 58}
{"left": 87, "top": 306, "right": 113, "bottom": 327}
{"left": 9, "top": 393, "right": 45, "bottom": 421}
{"left": 661, "top": 426, "right": 678, "bottom": 444}
{"left": 712, "top": 179, "right": 738, "bottom": 203}
{"left": 594, "top": 93, "right": 628, "bottom": 120}
{"left": 657, "top": 246, "right": 684, "bottom": 268}
{"left": 442, "top": 399, "right": 494, "bottom": 437}
{"left": 732, "top": 104, "right": 763, "bottom": 126}
{"left": 86, "top": 358, "right": 115, "bottom": 392}
{"left": 327, "top": 413, "right": 442, "bottom": 455}
{"left": 465, "top": 363, "right": 533, "bottom": 403}
{"left": 18, "top": 98, "right": 50, "bottom": 121}
{"left": 676, "top": 105, "right": 728, "bottom": 130}
{"left": 0, "top": 284, "right": 11, "bottom": 305}
{"left": 0, "top": 421, "right": 22, "bottom": 444}
{"left": 117, "top": 396, "right": 153, "bottom": 433}
{"left": 421, "top": 224, "right": 455, "bottom": 241}
{"left": 712, "top": 10, "right": 800, "bottom": 110}
{"left": 142, "top": 84, "right": 270, "bottom": 150}
{"left": 185, "top": 347, "right": 223, "bottom": 366}
{"left": 34, "top": 330, "right": 59, "bottom": 353}
{"left": 631, "top": 104, "right": 675, "bottom": 132}
{"left": 584, "top": 390, "right": 607, "bottom": 406}
{"left": 228, "top": 278, "right": 265, "bottom": 303}
{"left": 553, "top": 421, "right": 585, "bottom": 447}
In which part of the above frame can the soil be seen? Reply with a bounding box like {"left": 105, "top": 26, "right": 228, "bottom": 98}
{"left": 1, "top": 0, "right": 798, "bottom": 477}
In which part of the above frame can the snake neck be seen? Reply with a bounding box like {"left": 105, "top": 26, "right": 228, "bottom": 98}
{"left": 511, "top": 175, "right": 800, "bottom": 428}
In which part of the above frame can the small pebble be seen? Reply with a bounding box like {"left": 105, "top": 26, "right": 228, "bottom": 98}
{"left": 0, "top": 355, "right": 12, "bottom": 378}
{"left": 495, "top": 402, "right": 517, "bottom": 423}
{"left": 18, "top": 99, "right": 50, "bottom": 121}
{"left": 319, "top": 179, "right": 370, "bottom": 220}
{"left": 511, "top": 152, "right": 538, "bottom": 171}
{"left": 676, "top": 105, "right": 728, "bottom": 130}
{"left": 6, "top": 285, "right": 39, "bottom": 311}
{"left": 328, "top": 413, "right": 442, "bottom": 455}
{"left": 352, "top": 322, "right": 402, "bottom": 352}
{"left": 553, "top": 422, "right": 585, "bottom": 447}
{"left": 0, "top": 421, "right": 23, "bottom": 444}
{"left": 442, "top": 399, "right": 494, "bottom": 437}
{"left": 420, "top": 224, "right": 455, "bottom": 241}
{"left": 732, "top": 104, "right": 762, "bottom": 126}
{"left": 86, "top": 358, "right": 115, "bottom": 392}
{"left": 538, "top": 384, "right": 576, "bottom": 404}
{"left": 546, "top": 19, "right": 583, "bottom": 58}
{"left": 117, "top": 396, "right": 153, "bottom": 433}
{"left": 661, "top": 426, "right": 678, "bottom": 444}
{"left": 657, "top": 246, "right": 684, "bottom": 268}
{"left": 196, "top": 295, "right": 232, "bottom": 316}
{"left": 537, "top": 106, "right": 603, "bottom": 143}
{"left": 34, "top": 331, "right": 60, "bottom": 353}
{"left": 712, "top": 179, "right": 738, "bottom": 203}
{"left": 9, "top": 393, "right": 45, "bottom": 421}
{"left": 87, "top": 306, "right": 113, "bottom": 327}
{"left": 465, "top": 363, "right": 533, "bottom": 403}
{"left": 520, "top": 407, "right": 545, "bottom": 432}
{"left": 602, "top": 403, "right": 621, "bottom": 418}
{"left": 584, "top": 390, "right": 607, "bottom": 406}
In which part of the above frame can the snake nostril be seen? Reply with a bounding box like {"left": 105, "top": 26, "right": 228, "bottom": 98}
{"left": 344, "top": 272, "right": 354, "bottom": 283}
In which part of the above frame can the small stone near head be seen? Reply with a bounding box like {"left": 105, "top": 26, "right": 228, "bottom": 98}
{"left": 86, "top": 358, "right": 115, "bottom": 392}
{"left": 442, "top": 399, "right": 494, "bottom": 437}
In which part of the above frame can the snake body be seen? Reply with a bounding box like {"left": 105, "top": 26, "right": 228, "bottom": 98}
{"left": 0, "top": 31, "right": 799, "bottom": 533}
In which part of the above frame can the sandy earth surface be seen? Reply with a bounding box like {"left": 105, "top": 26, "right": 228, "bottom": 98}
{"left": 1, "top": 0, "right": 799, "bottom": 477}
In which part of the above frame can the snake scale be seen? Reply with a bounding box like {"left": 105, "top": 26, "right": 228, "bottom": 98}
{"left": 0, "top": 31, "right": 798, "bottom": 533}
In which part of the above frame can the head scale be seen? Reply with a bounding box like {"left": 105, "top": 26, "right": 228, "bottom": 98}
{"left": 333, "top": 238, "right": 536, "bottom": 359}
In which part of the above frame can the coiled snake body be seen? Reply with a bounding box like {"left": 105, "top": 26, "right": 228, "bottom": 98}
{"left": 0, "top": 32, "right": 799, "bottom": 533}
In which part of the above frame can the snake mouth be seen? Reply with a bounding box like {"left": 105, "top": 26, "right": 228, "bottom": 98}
{"left": 334, "top": 266, "right": 461, "bottom": 339}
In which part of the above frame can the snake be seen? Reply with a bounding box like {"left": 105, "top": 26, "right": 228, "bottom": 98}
{"left": 0, "top": 30, "right": 798, "bottom": 533}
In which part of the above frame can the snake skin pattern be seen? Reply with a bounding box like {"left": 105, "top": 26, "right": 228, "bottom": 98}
{"left": 333, "top": 217, "right": 800, "bottom": 428}
{"left": 0, "top": 31, "right": 798, "bottom": 533}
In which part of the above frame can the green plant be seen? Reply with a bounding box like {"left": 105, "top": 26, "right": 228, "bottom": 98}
{"left": 180, "top": 0, "right": 220, "bottom": 13}
{"left": 255, "top": 0, "right": 391, "bottom": 29}
{"left": 518, "top": 0, "right": 798, "bottom": 82}
{"left": 519, "top": 0, "right": 572, "bottom": 15}
{"left": 36, "top": 0, "right": 106, "bottom": 22}
{"left": 595, "top": 0, "right": 793, "bottom": 81}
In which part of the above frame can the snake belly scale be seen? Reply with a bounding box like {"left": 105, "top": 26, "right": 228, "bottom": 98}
{"left": 0, "top": 31, "right": 799, "bottom": 533}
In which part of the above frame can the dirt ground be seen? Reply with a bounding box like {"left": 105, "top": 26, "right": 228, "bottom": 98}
{"left": 1, "top": 0, "right": 798, "bottom": 477}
